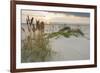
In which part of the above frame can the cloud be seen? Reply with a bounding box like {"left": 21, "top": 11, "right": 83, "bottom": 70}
{"left": 22, "top": 10, "right": 90, "bottom": 25}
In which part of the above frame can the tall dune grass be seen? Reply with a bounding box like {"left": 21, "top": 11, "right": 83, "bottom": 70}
{"left": 21, "top": 16, "right": 54, "bottom": 62}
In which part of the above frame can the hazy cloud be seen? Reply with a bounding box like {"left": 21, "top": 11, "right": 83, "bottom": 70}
{"left": 21, "top": 10, "right": 90, "bottom": 25}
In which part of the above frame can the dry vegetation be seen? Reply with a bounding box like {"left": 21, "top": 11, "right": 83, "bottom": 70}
{"left": 21, "top": 16, "right": 84, "bottom": 62}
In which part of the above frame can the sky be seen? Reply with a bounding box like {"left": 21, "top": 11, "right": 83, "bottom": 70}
{"left": 21, "top": 10, "right": 90, "bottom": 25}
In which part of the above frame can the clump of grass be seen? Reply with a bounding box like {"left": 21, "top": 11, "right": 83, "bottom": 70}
{"left": 47, "top": 27, "right": 84, "bottom": 39}
{"left": 21, "top": 16, "right": 54, "bottom": 62}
